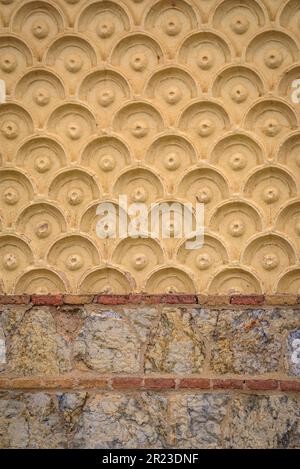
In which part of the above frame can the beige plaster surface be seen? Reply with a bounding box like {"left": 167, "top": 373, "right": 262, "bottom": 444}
{"left": 0, "top": 0, "right": 300, "bottom": 294}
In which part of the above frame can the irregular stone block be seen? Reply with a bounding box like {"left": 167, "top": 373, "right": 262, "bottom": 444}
{"left": 145, "top": 307, "right": 206, "bottom": 374}
{"left": 58, "top": 392, "right": 87, "bottom": 434}
{"left": 0, "top": 392, "right": 67, "bottom": 449}
{"left": 224, "top": 395, "right": 300, "bottom": 448}
{"left": 270, "top": 308, "right": 300, "bottom": 333}
{"left": 286, "top": 329, "right": 300, "bottom": 376}
{"left": 211, "top": 309, "right": 281, "bottom": 374}
{"left": 0, "top": 326, "right": 6, "bottom": 373}
{"left": 122, "top": 307, "right": 159, "bottom": 343}
{"left": 4, "top": 307, "right": 71, "bottom": 376}
{"left": 170, "top": 393, "right": 229, "bottom": 448}
{"left": 73, "top": 310, "right": 142, "bottom": 373}
{"left": 190, "top": 308, "right": 218, "bottom": 336}
{"left": 72, "top": 392, "right": 168, "bottom": 448}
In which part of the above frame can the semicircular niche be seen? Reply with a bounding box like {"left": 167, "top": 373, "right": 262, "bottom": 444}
{"left": 2, "top": 0, "right": 300, "bottom": 295}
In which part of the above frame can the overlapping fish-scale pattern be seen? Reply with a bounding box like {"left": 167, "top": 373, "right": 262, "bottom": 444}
{"left": 0, "top": 0, "right": 300, "bottom": 294}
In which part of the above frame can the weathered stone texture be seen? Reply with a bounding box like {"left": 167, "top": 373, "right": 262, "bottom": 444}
{"left": 211, "top": 309, "right": 282, "bottom": 374}
{"left": 0, "top": 392, "right": 67, "bottom": 449}
{"left": 286, "top": 329, "right": 300, "bottom": 376}
{"left": 1, "top": 307, "right": 71, "bottom": 376}
{"left": 122, "top": 307, "right": 159, "bottom": 343}
{"left": 224, "top": 395, "right": 300, "bottom": 448}
{"left": 73, "top": 309, "right": 143, "bottom": 373}
{"left": 0, "top": 303, "right": 300, "bottom": 448}
{"left": 145, "top": 308, "right": 206, "bottom": 374}
{"left": 170, "top": 393, "right": 229, "bottom": 448}
{"left": 1, "top": 391, "right": 300, "bottom": 448}
{"left": 1, "top": 305, "right": 300, "bottom": 377}
{"left": 71, "top": 392, "right": 168, "bottom": 449}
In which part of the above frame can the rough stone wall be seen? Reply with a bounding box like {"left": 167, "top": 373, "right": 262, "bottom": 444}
{"left": 2, "top": 390, "right": 300, "bottom": 449}
{"left": 1, "top": 296, "right": 300, "bottom": 448}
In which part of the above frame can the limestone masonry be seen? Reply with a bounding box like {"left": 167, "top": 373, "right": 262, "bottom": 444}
{"left": 0, "top": 300, "right": 300, "bottom": 448}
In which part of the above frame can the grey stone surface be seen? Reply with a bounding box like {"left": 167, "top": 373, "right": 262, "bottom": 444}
{"left": 170, "top": 393, "right": 229, "bottom": 448}
{"left": 211, "top": 309, "right": 282, "bottom": 374}
{"left": 0, "top": 392, "right": 67, "bottom": 448}
{"left": 2, "top": 307, "right": 71, "bottom": 376}
{"left": 145, "top": 307, "right": 206, "bottom": 373}
{"left": 71, "top": 392, "right": 168, "bottom": 448}
{"left": 224, "top": 394, "right": 300, "bottom": 448}
{"left": 122, "top": 307, "right": 159, "bottom": 343}
{"left": 286, "top": 329, "right": 300, "bottom": 376}
{"left": 1, "top": 391, "right": 300, "bottom": 448}
{"left": 73, "top": 311, "right": 142, "bottom": 373}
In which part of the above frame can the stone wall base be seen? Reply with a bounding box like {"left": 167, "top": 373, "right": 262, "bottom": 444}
{"left": 1, "top": 296, "right": 300, "bottom": 448}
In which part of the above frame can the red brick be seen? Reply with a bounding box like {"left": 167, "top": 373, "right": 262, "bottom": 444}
{"left": 162, "top": 294, "right": 197, "bottom": 304}
{"left": 76, "top": 377, "right": 108, "bottom": 389}
{"left": 230, "top": 295, "right": 265, "bottom": 305}
{"left": 279, "top": 380, "right": 300, "bottom": 392}
{"left": 6, "top": 378, "right": 42, "bottom": 390}
{"left": 211, "top": 379, "right": 244, "bottom": 390}
{"left": 31, "top": 294, "right": 63, "bottom": 305}
{"left": 112, "top": 377, "right": 143, "bottom": 389}
{"left": 246, "top": 379, "right": 278, "bottom": 391}
{"left": 63, "top": 294, "right": 94, "bottom": 305}
{"left": 94, "top": 295, "right": 129, "bottom": 305}
{"left": 93, "top": 294, "right": 198, "bottom": 305}
{"left": 127, "top": 294, "right": 143, "bottom": 304}
{"left": 142, "top": 295, "right": 164, "bottom": 304}
{"left": 179, "top": 378, "right": 210, "bottom": 389}
{"left": 0, "top": 295, "right": 30, "bottom": 305}
{"left": 39, "top": 377, "right": 78, "bottom": 389}
{"left": 144, "top": 378, "right": 176, "bottom": 389}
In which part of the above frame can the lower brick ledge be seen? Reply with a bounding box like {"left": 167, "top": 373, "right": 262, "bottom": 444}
{"left": 0, "top": 375, "right": 300, "bottom": 392}
{"left": 0, "top": 293, "right": 299, "bottom": 306}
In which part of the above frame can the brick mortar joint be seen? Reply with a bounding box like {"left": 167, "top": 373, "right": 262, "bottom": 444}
{"left": 0, "top": 294, "right": 299, "bottom": 306}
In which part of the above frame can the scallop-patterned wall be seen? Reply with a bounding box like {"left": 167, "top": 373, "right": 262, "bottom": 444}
{"left": 0, "top": 0, "right": 300, "bottom": 295}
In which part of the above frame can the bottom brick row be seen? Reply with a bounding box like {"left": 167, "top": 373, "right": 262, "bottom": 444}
{"left": 1, "top": 390, "right": 300, "bottom": 448}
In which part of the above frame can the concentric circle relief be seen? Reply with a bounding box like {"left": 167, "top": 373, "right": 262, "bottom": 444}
{"left": 0, "top": 0, "right": 299, "bottom": 293}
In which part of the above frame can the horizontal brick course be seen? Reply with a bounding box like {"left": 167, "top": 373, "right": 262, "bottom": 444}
{"left": 0, "top": 376, "right": 299, "bottom": 393}
{"left": 94, "top": 294, "right": 198, "bottom": 305}
{"left": 31, "top": 294, "right": 63, "bottom": 306}
{"left": 279, "top": 380, "right": 300, "bottom": 392}
{"left": 0, "top": 295, "right": 30, "bottom": 305}
{"left": 63, "top": 294, "right": 94, "bottom": 305}
{"left": 94, "top": 294, "right": 130, "bottom": 305}
{"left": 112, "top": 377, "right": 143, "bottom": 389}
{"left": 179, "top": 378, "right": 210, "bottom": 389}
{"left": 245, "top": 380, "right": 278, "bottom": 391}
{"left": 266, "top": 294, "right": 298, "bottom": 306}
{"left": 198, "top": 295, "right": 231, "bottom": 306}
{"left": 0, "top": 294, "right": 298, "bottom": 306}
{"left": 230, "top": 295, "right": 265, "bottom": 305}
{"left": 143, "top": 378, "right": 176, "bottom": 389}
{"left": 211, "top": 379, "right": 244, "bottom": 390}
{"left": 0, "top": 376, "right": 108, "bottom": 390}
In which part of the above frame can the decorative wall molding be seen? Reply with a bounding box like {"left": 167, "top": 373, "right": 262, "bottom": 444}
{"left": 1, "top": 0, "right": 300, "bottom": 294}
